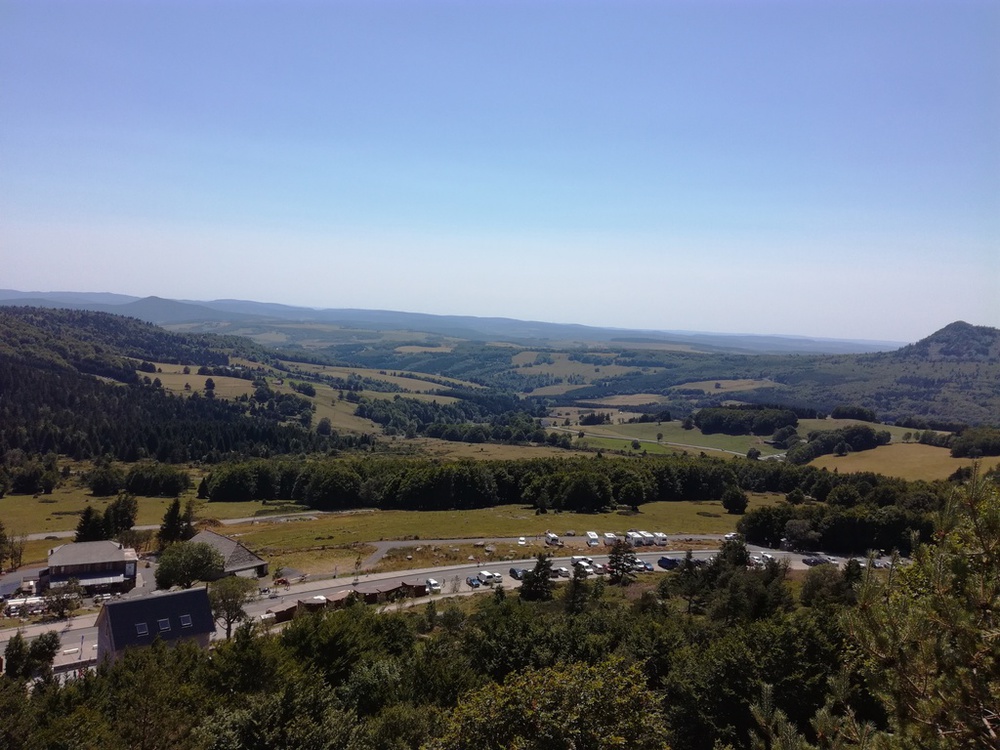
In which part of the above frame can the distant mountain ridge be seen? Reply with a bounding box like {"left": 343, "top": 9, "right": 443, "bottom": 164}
{"left": 0, "top": 289, "right": 905, "bottom": 355}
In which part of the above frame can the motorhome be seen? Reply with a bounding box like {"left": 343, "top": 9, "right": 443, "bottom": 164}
{"left": 652, "top": 532, "right": 668, "bottom": 546}
{"left": 626, "top": 531, "right": 644, "bottom": 547}
{"left": 585, "top": 531, "right": 600, "bottom": 547}
{"left": 544, "top": 532, "right": 560, "bottom": 546}
{"left": 603, "top": 532, "right": 618, "bottom": 546}
{"left": 639, "top": 530, "right": 656, "bottom": 546}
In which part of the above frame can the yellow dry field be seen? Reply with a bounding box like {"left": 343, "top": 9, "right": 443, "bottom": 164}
{"left": 672, "top": 379, "right": 777, "bottom": 394}
{"left": 282, "top": 361, "right": 476, "bottom": 390}
{"left": 811, "top": 443, "right": 1000, "bottom": 482}
{"left": 139, "top": 365, "right": 256, "bottom": 399}
{"left": 394, "top": 345, "right": 455, "bottom": 354}
{"left": 405, "top": 439, "right": 576, "bottom": 460}
{"left": 580, "top": 393, "right": 669, "bottom": 407}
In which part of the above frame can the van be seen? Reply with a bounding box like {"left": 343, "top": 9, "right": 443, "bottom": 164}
{"left": 478, "top": 570, "right": 498, "bottom": 586}
{"left": 571, "top": 556, "right": 593, "bottom": 566}
{"left": 545, "top": 532, "right": 560, "bottom": 546}
{"left": 585, "top": 531, "right": 600, "bottom": 547}
{"left": 425, "top": 578, "right": 442, "bottom": 594}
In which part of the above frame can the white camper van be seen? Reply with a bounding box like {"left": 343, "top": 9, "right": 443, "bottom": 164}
{"left": 585, "top": 531, "right": 600, "bottom": 547}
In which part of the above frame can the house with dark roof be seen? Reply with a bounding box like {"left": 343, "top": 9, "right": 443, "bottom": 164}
{"left": 43, "top": 541, "right": 138, "bottom": 594}
{"left": 189, "top": 529, "right": 268, "bottom": 579}
{"left": 95, "top": 588, "right": 214, "bottom": 664}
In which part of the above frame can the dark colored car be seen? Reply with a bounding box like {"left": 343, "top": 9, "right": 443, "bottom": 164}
{"left": 802, "top": 557, "right": 826, "bottom": 567}
{"left": 658, "top": 556, "right": 679, "bottom": 570}
{"left": 466, "top": 576, "right": 481, "bottom": 588}
{"left": 509, "top": 567, "right": 527, "bottom": 580}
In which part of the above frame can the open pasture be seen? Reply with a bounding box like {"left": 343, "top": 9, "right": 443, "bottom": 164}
{"left": 138, "top": 364, "right": 256, "bottom": 399}
{"left": 671, "top": 379, "right": 777, "bottom": 394}
{"left": 282, "top": 361, "right": 477, "bottom": 391}
{"left": 811, "top": 443, "right": 1000, "bottom": 482}
{"left": 217, "top": 497, "right": 780, "bottom": 563}
{"left": 566, "top": 420, "right": 783, "bottom": 457}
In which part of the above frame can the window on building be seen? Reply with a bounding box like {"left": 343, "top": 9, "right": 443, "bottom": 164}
{"left": 135, "top": 622, "right": 149, "bottom": 636}
{"left": 158, "top": 618, "right": 171, "bottom": 632}
{"left": 179, "top": 614, "right": 193, "bottom": 628}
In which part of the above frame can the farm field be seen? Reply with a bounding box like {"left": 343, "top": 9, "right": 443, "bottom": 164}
{"left": 282, "top": 360, "right": 477, "bottom": 391}
{"left": 671, "top": 378, "right": 777, "bottom": 394}
{"left": 137, "top": 364, "right": 256, "bottom": 399}
{"left": 810, "top": 443, "right": 1000, "bottom": 482}
{"left": 560, "top": 421, "right": 783, "bottom": 457}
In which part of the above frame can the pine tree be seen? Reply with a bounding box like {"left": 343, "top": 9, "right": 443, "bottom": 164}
{"left": 520, "top": 553, "right": 554, "bottom": 601}
{"left": 75, "top": 505, "right": 107, "bottom": 542}
{"left": 158, "top": 497, "right": 183, "bottom": 549}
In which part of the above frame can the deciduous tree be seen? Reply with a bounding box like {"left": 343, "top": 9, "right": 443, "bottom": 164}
{"left": 155, "top": 541, "right": 224, "bottom": 589}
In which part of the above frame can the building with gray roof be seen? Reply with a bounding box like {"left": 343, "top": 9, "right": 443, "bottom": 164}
{"left": 189, "top": 529, "right": 268, "bottom": 579}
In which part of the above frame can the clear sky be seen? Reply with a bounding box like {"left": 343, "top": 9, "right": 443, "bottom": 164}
{"left": 2, "top": 0, "right": 997, "bottom": 342}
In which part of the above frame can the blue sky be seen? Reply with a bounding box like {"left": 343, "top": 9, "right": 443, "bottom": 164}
{"left": 2, "top": 0, "right": 997, "bottom": 342}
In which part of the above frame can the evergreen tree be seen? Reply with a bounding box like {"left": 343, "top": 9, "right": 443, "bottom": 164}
{"left": 607, "top": 539, "right": 637, "bottom": 587}
{"left": 75, "top": 505, "right": 107, "bottom": 542}
{"left": 158, "top": 497, "right": 184, "bottom": 549}
{"left": 520, "top": 553, "right": 554, "bottom": 601}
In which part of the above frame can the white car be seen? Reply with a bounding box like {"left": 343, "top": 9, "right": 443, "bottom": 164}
{"left": 518, "top": 536, "right": 527, "bottom": 546}
{"left": 425, "top": 578, "right": 442, "bottom": 594}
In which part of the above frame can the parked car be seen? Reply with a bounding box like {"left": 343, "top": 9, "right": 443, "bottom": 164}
{"left": 426, "top": 578, "right": 442, "bottom": 593}
{"left": 509, "top": 567, "right": 527, "bottom": 580}
{"left": 518, "top": 536, "right": 527, "bottom": 546}
{"left": 658, "top": 556, "right": 679, "bottom": 570}
{"left": 554, "top": 566, "right": 571, "bottom": 578}
{"left": 466, "top": 576, "right": 481, "bottom": 588}
{"left": 801, "top": 557, "right": 826, "bottom": 567}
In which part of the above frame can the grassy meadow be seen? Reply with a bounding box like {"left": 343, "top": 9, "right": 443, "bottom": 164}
{"left": 810, "top": 443, "right": 1000, "bottom": 482}
{"left": 215, "top": 495, "right": 781, "bottom": 573}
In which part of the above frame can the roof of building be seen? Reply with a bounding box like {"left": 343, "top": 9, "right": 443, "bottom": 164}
{"left": 189, "top": 529, "right": 267, "bottom": 574}
{"left": 48, "top": 540, "right": 131, "bottom": 567}
{"left": 98, "top": 588, "right": 214, "bottom": 652}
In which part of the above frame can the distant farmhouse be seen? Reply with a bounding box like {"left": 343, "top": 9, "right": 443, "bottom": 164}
{"left": 42, "top": 541, "right": 138, "bottom": 595}
{"left": 96, "top": 588, "right": 214, "bottom": 664}
{"left": 189, "top": 529, "right": 268, "bottom": 579}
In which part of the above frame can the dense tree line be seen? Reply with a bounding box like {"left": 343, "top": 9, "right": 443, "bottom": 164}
{"left": 199, "top": 454, "right": 946, "bottom": 553}
{"left": 694, "top": 405, "right": 799, "bottom": 436}
{"left": 5, "top": 480, "right": 995, "bottom": 749}
{"left": 354, "top": 389, "right": 546, "bottom": 444}
{"left": 913, "top": 426, "right": 1000, "bottom": 459}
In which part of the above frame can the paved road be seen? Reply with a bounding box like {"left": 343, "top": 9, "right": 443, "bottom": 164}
{"left": 3, "top": 544, "right": 832, "bottom": 673}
